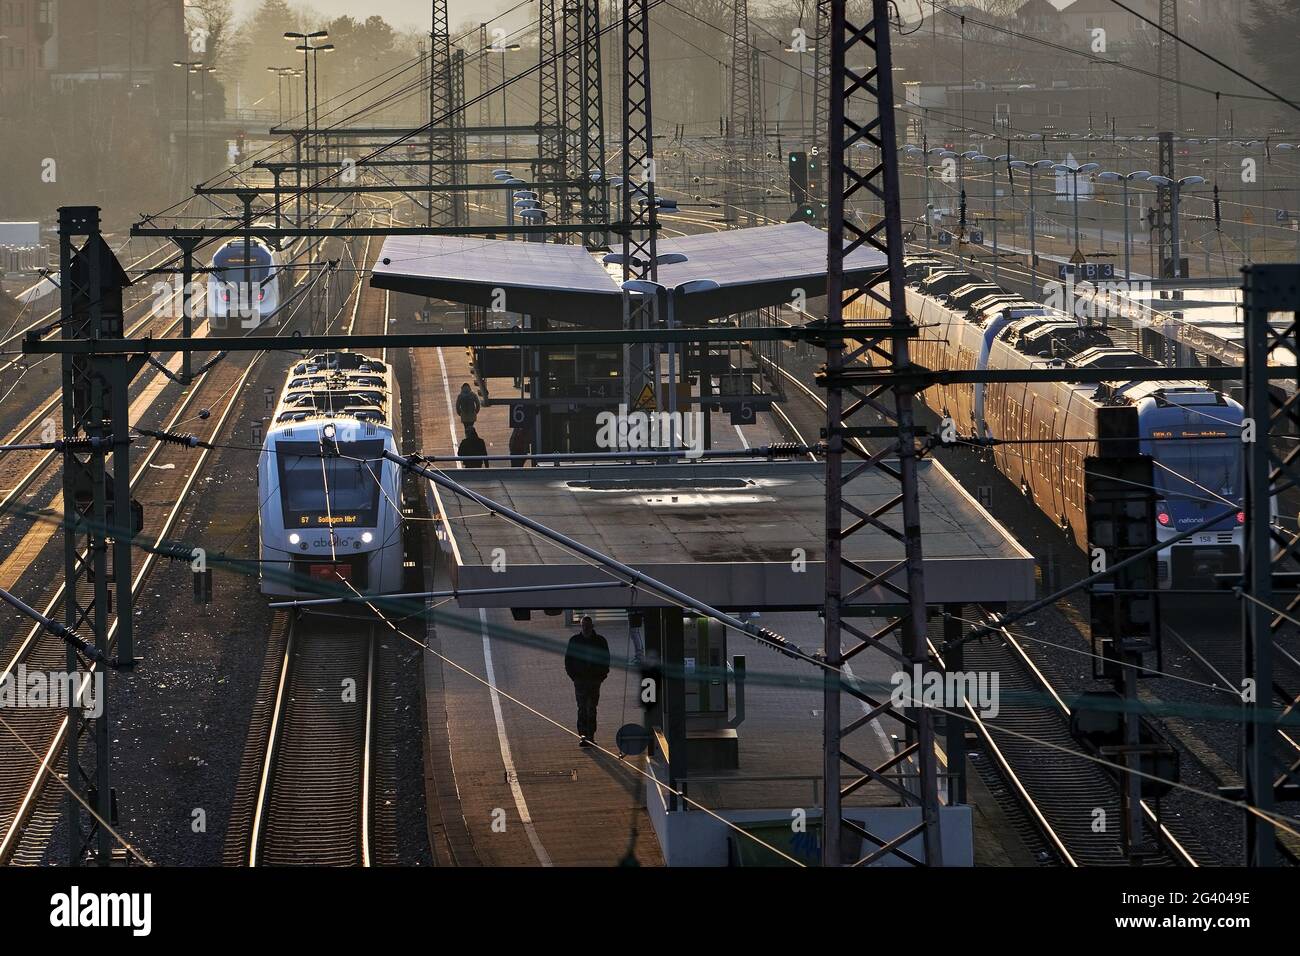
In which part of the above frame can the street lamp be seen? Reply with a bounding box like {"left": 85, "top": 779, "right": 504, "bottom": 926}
{"left": 285, "top": 31, "right": 330, "bottom": 166}
{"left": 1145, "top": 174, "right": 1205, "bottom": 279}
{"left": 494, "top": 40, "right": 522, "bottom": 160}
{"left": 1094, "top": 169, "right": 1152, "bottom": 281}
{"left": 267, "top": 66, "right": 298, "bottom": 125}
{"left": 173, "top": 60, "right": 204, "bottom": 190}
{"left": 1009, "top": 159, "right": 1056, "bottom": 297}
{"left": 1052, "top": 160, "right": 1101, "bottom": 255}
{"left": 193, "top": 64, "right": 217, "bottom": 173}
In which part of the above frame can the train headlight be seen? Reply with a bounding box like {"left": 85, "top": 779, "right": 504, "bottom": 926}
{"left": 361, "top": 531, "right": 373, "bottom": 544}
{"left": 1156, "top": 503, "right": 1171, "bottom": 526}
{"left": 1237, "top": 511, "right": 1245, "bottom": 525}
{"left": 289, "top": 533, "right": 300, "bottom": 545}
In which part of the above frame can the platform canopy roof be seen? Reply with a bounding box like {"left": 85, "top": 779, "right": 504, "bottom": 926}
{"left": 369, "top": 222, "right": 888, "bottom": 324}
{"left": 430, "top": 461, "right": 1035, "bottom": 611}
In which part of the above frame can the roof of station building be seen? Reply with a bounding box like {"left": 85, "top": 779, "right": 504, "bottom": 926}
{"left": 369, "top": 222, "right": 888, "bottom": 324}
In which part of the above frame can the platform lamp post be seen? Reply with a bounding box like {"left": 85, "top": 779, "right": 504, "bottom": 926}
{"left": 505, "top": 178, "right": 528, "bottom": 237}
{"left": 1149, "top": 174, "right": 1206, "bottom": 280}
{"left": 1095, "top": 169, "right": 1152, "bottom": 281}
{"left": 935, "top": 149, "right": 961, "bottom": 262}
{"left": 620, "top": 270, "right": 716, "bottom": 456}
{"left": 902, "top": 145, "right": 929, "bottom": 248}
{"left": 607, "top": 176, "right": 625, "bottom": 232}
{"left": 514, "top": 194, "right": 542, "bottom": 239}
{"left": 962, "top": 152, "right": 996, "bottom": 277}
{"left": 1052, "top": 160, "right": 1100, "bottom": 256}
{"left": 1009, "top": 158, "right": 1057, "bottom": 298}
{"left": 1279, "top": 144, "right": 1300, "bottom": 262}
{"left": 194, "top": 64, "right": 216, "bottom": 176}
{"left": 1145, "top": 174, "right": 1205, "bottom": 283}
{"left": 605, "top": 237, "right": 692, "bottom": 447}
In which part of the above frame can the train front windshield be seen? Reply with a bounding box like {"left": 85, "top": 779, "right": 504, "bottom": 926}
{"left": 276, "top": 439, "right": 384, "bottom": 528}
{"left": 213, "top": 242, "right": 273, "bottom": 287}
{"left": 1146, "top": 431, "right": 1242, "bottom": 530}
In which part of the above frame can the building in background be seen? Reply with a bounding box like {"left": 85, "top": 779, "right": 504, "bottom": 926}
{"left": 51, "top": 0, "right": 185, "bottom": 95}
{"left": 0, "top": 0, "right": 55, "bottom": 111}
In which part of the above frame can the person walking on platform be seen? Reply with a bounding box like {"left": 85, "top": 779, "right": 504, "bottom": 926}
{"left": 564, "top": 615, "right": 610, "bottom": 747}
{"left": 458, "top": 426, "right": 488, "bottom": 467}
{"left": 509, "top": 425, "right": 530, "bottom": 467}
{"left": 455, "top": 383, "right": 480, "bottom": 429}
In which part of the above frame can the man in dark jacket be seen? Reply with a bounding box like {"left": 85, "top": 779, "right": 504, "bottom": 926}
{"left": 458, "top": 426, "right": 488, "bottom": 467}
{"left": 564, "top": 615, "right": 610, "bottom": 746}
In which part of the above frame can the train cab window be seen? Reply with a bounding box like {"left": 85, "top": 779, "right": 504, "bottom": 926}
{"left": 276, "top": 439, "right": 385, "bottom": 528}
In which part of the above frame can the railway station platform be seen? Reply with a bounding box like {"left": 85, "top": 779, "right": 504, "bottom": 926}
{"left": 408, "top": 361, "right": 1030, "bottom": 863}
{"left": 390, "top": 236, "right": 1034, "bottom": 863}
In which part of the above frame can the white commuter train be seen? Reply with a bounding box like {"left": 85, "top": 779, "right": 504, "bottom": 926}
{"left": 258, "top": 351, "right": 406, "bottom": 597}
{"left": 207, "top": 237, "right": 286, "bottom": 335}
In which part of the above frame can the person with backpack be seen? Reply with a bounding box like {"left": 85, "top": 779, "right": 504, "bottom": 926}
{"left": 455, "top": 383, "right": 480, "bottom": 428}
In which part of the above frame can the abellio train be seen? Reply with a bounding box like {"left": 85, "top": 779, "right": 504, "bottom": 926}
{"left": 207, "top": 237, "right": 287, "bottom": 335}
{"left": 258, "top": 351, "right": 405, "bottom": 597}
{"left": 860, "top": 258, "right": 1247, "bottom": 588}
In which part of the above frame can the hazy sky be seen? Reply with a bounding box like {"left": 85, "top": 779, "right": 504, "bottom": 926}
{"left": 228, "top": 0, "right": 526, "bottom": 34}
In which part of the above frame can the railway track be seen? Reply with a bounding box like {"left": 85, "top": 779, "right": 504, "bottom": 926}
{"left": 760, "top": 343, "right": 1201, "bottom": 865}
{"left": 0, "top": 229, "right": 339, "bottom": 864}
{"left": 229, "top": 240, "right": 400, "bottom": 868}
{"left": 247, "top": 615, "right": 376, "bottom": 866}
{"left": 0, "top": 343, "right": 265, "bottom": 864}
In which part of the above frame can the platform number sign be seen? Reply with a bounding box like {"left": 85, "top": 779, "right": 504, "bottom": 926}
{"left": 937, "top": 230, "right": 953, "bottom": 247}
{"left": 969, "top": 229, "right": 984, "bottom": 245}
{"left": 730, "top": 400, "right": 756, "bottom": 426}
{"left": 509, "top": 403, "right": 533, "bottom": 427}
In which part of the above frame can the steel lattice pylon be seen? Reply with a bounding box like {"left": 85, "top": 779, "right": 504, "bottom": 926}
{"left": 1156, "top": 0, "right": 1181, "bottom": 137}
{"left": 821, "top": 0, "right": 944, "bottom": 866}
{"left": 450, "top": 48, "right": 469, "bottom": 227}
{"left": 724, "top": 0, "right": 753, "bottom": 228}
{"left": 561, "top": 0, "right": 583, "bottom": 226}
{"left": 620, "top": 0, "right": 659, "bottom": 410}
{"left": 811, "top": 0, "right": 831, "bottom": 188}
{"left": 1241, "top": 263, "right": 1300, "bottom": 867}
{"left": 581, "top": 0, "right": 608, "bottom": 248}
{"left": 538, "top": 0, "right": 566, "bottom": 205}
{"left": 56, "top": 206, "right": 141, "bottom": 866}
{"left": 428, "top": 0, "right": 457, "bottom": 227}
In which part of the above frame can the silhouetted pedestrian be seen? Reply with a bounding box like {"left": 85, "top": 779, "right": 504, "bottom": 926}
{"left": 458, "top": 426, "right": 488, "bottom": 467}
{"left": 509, "top": 425, "right": 530, "bottom": 467}
{"left": 564, "top": 615, "right": 610, "bottom": 746}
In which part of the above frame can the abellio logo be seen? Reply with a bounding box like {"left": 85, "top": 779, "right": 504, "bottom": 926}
{"left": 49, "top": 886, "right": 151, "bottom": 936}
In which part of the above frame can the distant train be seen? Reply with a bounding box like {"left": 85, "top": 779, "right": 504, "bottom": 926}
{"left": 857, "top": 258, "right": 1251, "bottom": 588}
{"left": 207, "top": 237, "right": 286, "bottom": 335}
{"left": 258, "top": 351, "right": 406, "bottom": 597}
